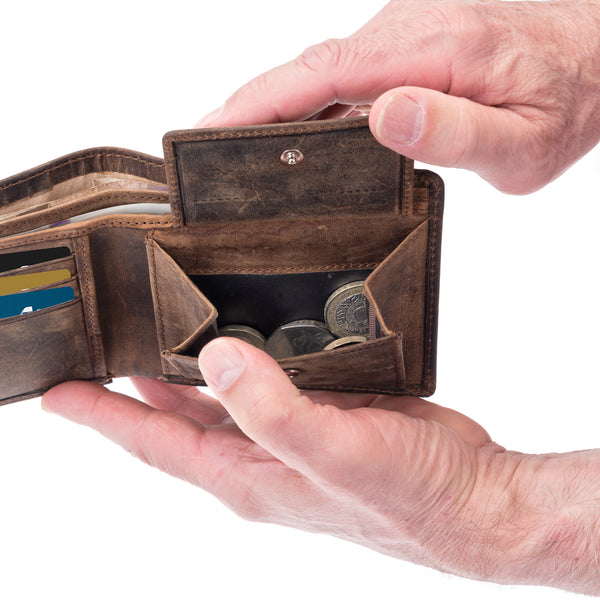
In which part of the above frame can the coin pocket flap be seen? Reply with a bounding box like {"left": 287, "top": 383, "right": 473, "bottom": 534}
{"left": 163, "top": 117, "right": 411, "bottom": 226}
{"left": 364, "top": 220, "right": 434, "bottom": 388}
{"left": 146, "top": 239, "right": 218, "bottom": 359}
{"left": 161, "top": 334, "right": 406, "bottom": 393}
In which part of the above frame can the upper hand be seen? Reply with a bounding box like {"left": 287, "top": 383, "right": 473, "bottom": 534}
{"left": 198, "top": 0, "right": 600, "bottom": 194}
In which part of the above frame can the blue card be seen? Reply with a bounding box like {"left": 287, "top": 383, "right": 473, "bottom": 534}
{"left": 0, "top": 286, "right": 75, "bottom": 319}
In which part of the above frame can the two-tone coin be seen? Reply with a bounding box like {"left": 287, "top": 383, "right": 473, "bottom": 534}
{"left": 218, "top": 324, "right": 267, "bottom": 350}
{"left": 265, "top": 320, "right": 336, "bottom": 359}
{"left": 323, "top": 336, "right": 368, "bottom": 351}
{"left": 324, "top": 281, "right": 369, "bottom": 338}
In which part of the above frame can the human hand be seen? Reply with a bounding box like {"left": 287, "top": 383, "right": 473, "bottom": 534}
{"left": 42, "top": 338, "right": 600, "bottom": 594}
{"left": 198, "top": 0, "right": 600, "bottom": 194}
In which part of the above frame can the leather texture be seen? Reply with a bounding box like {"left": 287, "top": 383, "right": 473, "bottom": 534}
{"left": 0, "top": 117, "right": 444, "bottom": 406}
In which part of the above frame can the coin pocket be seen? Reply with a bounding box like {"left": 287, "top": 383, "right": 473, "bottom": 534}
{"left": 190, "top": 270, "right": 372, "bottom": 340}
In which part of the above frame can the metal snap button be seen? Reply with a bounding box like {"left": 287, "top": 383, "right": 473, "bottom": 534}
{"left": 280, "top": 149, "right": 304, "bottom": 165}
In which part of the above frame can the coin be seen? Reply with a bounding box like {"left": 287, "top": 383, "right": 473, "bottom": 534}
{"left": 265, "top": 320, "right": 336, "bottom": 359}
{"left": 218, "top": 324, "right": 266, "bottom": 350}
{"left": 323, "top": 336, "right": 368, "bottom": 351}
{"left": 324, "top": 281, "right": 369, "bottom": 338}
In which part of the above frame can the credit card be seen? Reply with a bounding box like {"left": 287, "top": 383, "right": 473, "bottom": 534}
{"left": 0, "top": 269, "right": 71, "bottom": 296}
{"left": 0, "top": 286, "right": 75, "bottom": 319}
{"left": 0, "top": 246, "right": 70, "bottom": 273}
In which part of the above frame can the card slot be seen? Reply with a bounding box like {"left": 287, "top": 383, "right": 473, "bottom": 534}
{"left": 0, "top": 298, "right": 96, "bottom": 403}
{"left": 5, "top": 274, "right": 81, "bottom": 297}
{"left": 0, "top": 254, "right": 76, "bottom": 279}
{"left": 0, "top": 245, "right": 72, "bottom": 274}
{"left": 146, "top": 240, "right": 218, "bottom": 372}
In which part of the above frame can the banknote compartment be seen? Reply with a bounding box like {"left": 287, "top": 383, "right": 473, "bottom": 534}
{"left": 0, "top": 147, "right": 168, "bottom": 237}
{"left": 146, "top": 239, "right": 218, "bottom": 374}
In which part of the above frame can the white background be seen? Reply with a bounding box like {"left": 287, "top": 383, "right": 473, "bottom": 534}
{"left": 0, "top": 1, "right": 598, "bottom": 598}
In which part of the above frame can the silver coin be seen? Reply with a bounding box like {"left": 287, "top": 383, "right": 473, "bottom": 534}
{"left": 323, "top": 336, "right": 368, "bottom": 351}
{"left": 218, "top": 324, "right": 266, "bottom": 350}
{"left": 324, "top": 281, "right": 369, "bottom": 338}
{"left": 265, "top": 320, "right": 336, "bottom": 359}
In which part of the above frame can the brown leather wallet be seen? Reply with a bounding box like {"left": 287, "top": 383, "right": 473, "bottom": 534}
{"left": 0, "top": 117, "right": 444, "bottom": 406}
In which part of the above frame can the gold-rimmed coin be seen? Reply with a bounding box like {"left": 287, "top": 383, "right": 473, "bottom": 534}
{"left": 323, "top": 336, "right": 368, "bottom": 351}
{"left": 324, "top": 281, "right": 369, "bottom": 338}
{"left": 218, "top": 324, "right": 266, "bottom": 350}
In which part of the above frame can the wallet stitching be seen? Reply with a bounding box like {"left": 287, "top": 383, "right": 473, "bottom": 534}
{"left": 0, "top": 153, "right": 165, "bottom": 194}
{"left": 73, "top": 236, "right": 106, "bottom": 377}
{"left": 393, "top": 337, "right": 404, "bottom": 388}
{"left": 193, "top": 263, "right": 379, "bottom": 275}
{"left": 163, "top": 152, "right": 184, "bottom": 227}
{"left": 0, "top": 218, "right": 172, "bottom": 249}
{"left": 165, "top": 118, "right": 368, "bottom": 144}
{"left": 423, "top": 181, "right": 442, "bottom": 389}
{"left": 146, "top": 240, "right": 167, "bottom": 353}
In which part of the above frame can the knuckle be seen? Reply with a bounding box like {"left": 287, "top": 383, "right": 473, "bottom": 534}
{"left": 243, "top": 71, "right": 273, "bottom": 98}
{"left": 295, "top": 38, "right": 346, "bottom": 74}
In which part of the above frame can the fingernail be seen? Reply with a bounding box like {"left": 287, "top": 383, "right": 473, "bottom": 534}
{"left": 376, "top": 93, "right": 423, "bottom": 145}
{"left": 198, "top": 340, "right": 246, "bottom": 391}
{"left": 195, "top": 106, "right": 223, "bottom": 128}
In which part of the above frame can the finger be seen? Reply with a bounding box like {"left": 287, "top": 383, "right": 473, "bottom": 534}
{"left": 369, "top": 86, "right": 550, "bottom": 194}
{"left": 42, "top": 381, "right": 243, "bottom": 486}
{"left": 196, "top": 36, "right": 453, "bottom": 127}
{"left": 42, "top": 381, "right": 327, "bottom": 521}
{"left": 198, "top": 338, "right": 352, "bottom": 476}
{"left": 129, "top": 377, "right": 232, "bottom": 425}
{"left": 369, "top": 395, "right": 495, "bottom": 449}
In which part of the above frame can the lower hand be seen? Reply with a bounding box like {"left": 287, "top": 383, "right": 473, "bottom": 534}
{"left": 42, "top": 338, "right": 600, "bottom": 594}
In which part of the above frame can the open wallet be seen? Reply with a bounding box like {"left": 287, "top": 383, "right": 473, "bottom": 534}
{"left": 0, "top": 117, "right": 444, "bottom": 407}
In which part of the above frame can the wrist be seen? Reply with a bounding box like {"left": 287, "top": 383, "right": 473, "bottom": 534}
{"left": 446, "top": 450, "right": 600, "bottom": 594}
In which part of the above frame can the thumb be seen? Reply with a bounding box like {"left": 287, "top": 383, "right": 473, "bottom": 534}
{"left": 198, "top": 338, "right": 345, "bottom": 475}
{"left": 369, "top": 87, "right": 546, "bottom": 194}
